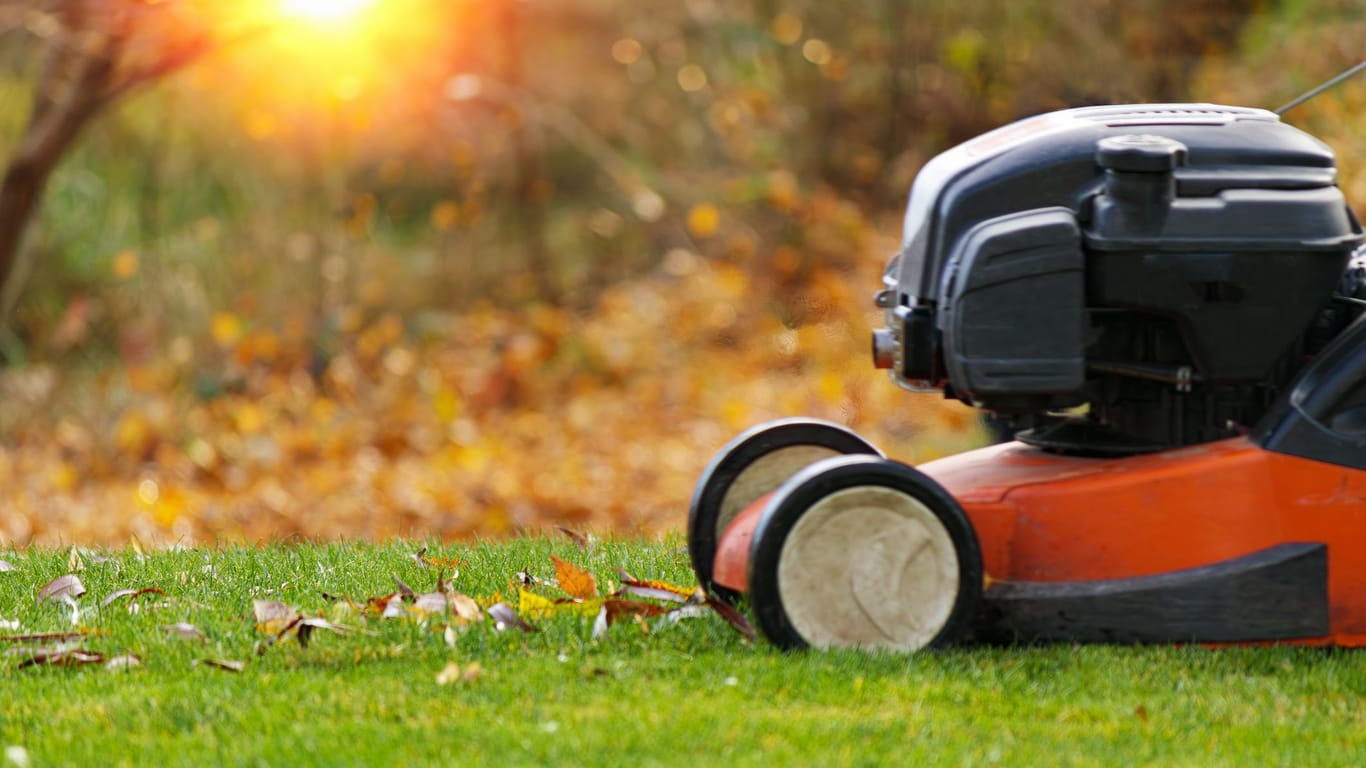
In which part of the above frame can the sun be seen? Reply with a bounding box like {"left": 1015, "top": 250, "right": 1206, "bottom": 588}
{"left": 280, "top": 0, "right": 377, "bottom": 24}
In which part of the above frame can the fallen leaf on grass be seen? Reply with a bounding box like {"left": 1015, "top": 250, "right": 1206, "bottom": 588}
{"left": 591, "top": 599, "right": 671, "bottom": 639}
{"left": 436, "top": 661, "right": 483, "bottom": 685}
{"left": 615, "top": 576, "right": 704, "bottom": 604}
{"left": 706, "top": 597, "right": 757, "bottom": 642}
{"left": 412, "top": 592, "right": 449, "bottom": 617}
{"left": 487, "top": 602, "right": 536, "bottom": 633}
{"left": 104, "top": 654, "right": 142, "bottom": 671}
{"left": 295, "top": 617, "right": 349, "bottom": 649}
{"left": 37, "top": 574, "right": 85, "bottom": 601}
{"left": 253, "top": 599, "right": 298, "bottom": 635}
{"left": 102, "top": 587, "right": 166, "bottom": 608}
{"left": 449, "top": 593, "right": 482, "bottom": 623}
{"left": 160, "top": 623, "right": 208, "bottom": 643}
{"left": 415, "top": 548, "right": 462, "bottom": 572}
{"left": 394, "top": 575, "right": 417, "bottom": 600}
{"left": 555, "top": 527, "right": 593, "bottom": 551}
{"left": 0, "top": 559, "right": 15, "bottom": 573}
{"left": 551, "top": 555, "right": 598, "bottom": 599}
{"left": 14, "top": 646, "right": 104, "bottom": 669}
{"left": 519, "top": 588, "right": 603, "bottom": 620}
{"left": 195, "top": 658, "right": 247, "bottom": 673}
{"left": 1, "top": 630, "right": 99, "bottom": 644}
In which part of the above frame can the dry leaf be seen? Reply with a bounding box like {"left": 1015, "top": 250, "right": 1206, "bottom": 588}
{"left": 449, "top": 593, "right": 482, "bottom": 624}
{"left": 551, "top": 555, "right": 598, "bottom": 599}
{"left": 0, "top": 559, "right": 15, "bottom": 573}
{"left": 1135, "top": 705, "right": 1150, "bottom": 723}
{"left": 1, "top": 630, "right": 96, "bottom": 644}
{"left": 394, "top": 575, "right": 417, "bottom": 600}
{"left": 160, "top": 622, "right": 208, "bottom": 643}
{"left": 296, "top": 617, "right": 348, "bottom": 649}
{"left": 102, "top": 587, "right": 165, "bottom": 608}
{"left": 487, "top": 602, "right": 536, "bottom": 633}
{"left": 37, "top": 574, "right": 85, "bottom": 602}
{"left": 104, "top": 654, "right": 142, "bottom": 671}
{"left": 15, "top": 645, "right": 105, "bottom": 668}
{"left": 412, "top": 592, "right": 448, "bottom": 617}
{"left": 592, "top": 599, "right": 671, "bottom": 639}
{"left": 616, "top": 577, "right": 704, "bottom": 604}
{"left": 196, "top": 658, "right": 247, "bottom": 673}
{"left": 555, "top": 527, "right": 591, "bottom": 551}
{"left": 707, "top": 597, "right": 757, "bottom": 642}
{"left": 519, "top": 588, "right": 602, "bottom": 620}
{"left": 253, "top": 599, "right": 299, "bottom": 635}
{"left": 436, "top": 661, "right": 462, "bottom": 685}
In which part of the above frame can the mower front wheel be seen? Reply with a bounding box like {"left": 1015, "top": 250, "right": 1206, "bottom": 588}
{"left": 748, "top": 455, "right": 982, "bottom": 652}
{"left": 688, "top": 419, "right": 882, "bottom": 603}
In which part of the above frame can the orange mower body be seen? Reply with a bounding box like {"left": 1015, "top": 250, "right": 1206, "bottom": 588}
{"left": 711, "top": 436, "right": 1366, "bottom": 647}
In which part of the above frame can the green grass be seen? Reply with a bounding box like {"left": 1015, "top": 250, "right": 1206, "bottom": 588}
{"left": 2, "top": 537, "right": 1365, "bottom": 767}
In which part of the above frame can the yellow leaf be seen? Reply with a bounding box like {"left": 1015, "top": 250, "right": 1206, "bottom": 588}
{"left": 551, "top": 555, "right": 598, "bottom": 599}
{"left": 431, "top": 200, "right": 461, "bottom": 233}
{"left": 686, "top": 203, "right": 721, "bottom": 239}
{"left": 112, "top": 250, "right": 139, "bottom": 280}
{"left": 211, "top": 312, "right": 243, "bottom": 349}
{"left": 518, "top": 588, "right": 602, "bottom": 620}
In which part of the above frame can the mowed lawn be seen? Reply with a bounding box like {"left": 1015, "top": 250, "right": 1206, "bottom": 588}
{"left": 2, "top": 537, "right": 1364, "bottom": 767}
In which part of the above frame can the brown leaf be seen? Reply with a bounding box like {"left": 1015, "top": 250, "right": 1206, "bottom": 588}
{"left": 37, "top": 574, "right": 85, "bottom": 602}
{"left": 487, "top": 602, "right": 536, "bottom": 633}
{"left": 551, "top": 555, "right": 598, "bottom": 600}
{"left": 1, "top": 630, "right": 98, "bottom": 644}
{"left": 160, "top": 622, "right": 208, "bottom": 643}
{"left": 555, "top": 526, "right": 591, "bottom": 550}
{"left": 365, "top": 592, "right": 401, "bottom": 616}
{"left": 706, "top": 597, "right": 757, "bottom": 642}
{"left": 196, "top": 658, "right": 247, "bottom": 673}
{"left": 1135, "top": 704, "right": 1150, "bottom": 723}
{"left": 592, "top": 599, "right": 671, "bottom": 638}
{"left": 15, "top": 646, "right": 105, "bottom": 669}
{"left": 102, "top": 587, "right": 166, "bottom": 608}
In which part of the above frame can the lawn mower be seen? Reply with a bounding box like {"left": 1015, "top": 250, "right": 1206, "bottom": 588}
{"left": 687, "top": 102, "right": 1366, "bottom": 651}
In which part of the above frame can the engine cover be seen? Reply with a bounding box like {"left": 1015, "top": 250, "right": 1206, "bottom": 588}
{"left": 875, "top": 104, "right": 1365, "bottom": 451}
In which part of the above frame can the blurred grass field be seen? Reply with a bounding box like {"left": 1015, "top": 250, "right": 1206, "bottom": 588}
{"left": 0, "top": 0, "right": 1364, "bottom": 546}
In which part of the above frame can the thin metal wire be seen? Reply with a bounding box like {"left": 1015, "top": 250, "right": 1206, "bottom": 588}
{"left": 1276, "top": 60, "right": 1366, "bottom": 115}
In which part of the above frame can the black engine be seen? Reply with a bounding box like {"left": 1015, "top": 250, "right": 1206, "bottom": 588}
{"left": 872, "top": 104, "right": 1366, "bottom": 455}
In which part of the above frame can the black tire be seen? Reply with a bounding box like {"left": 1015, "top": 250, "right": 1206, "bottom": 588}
{"left": 687, "top": 419, "right": 881, "bottom": 603}
{"left": 748, "top": 455, "right": 982, "bottom": 652}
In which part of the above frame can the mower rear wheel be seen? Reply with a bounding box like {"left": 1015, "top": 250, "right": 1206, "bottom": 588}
{"left": 748, "top": 455, "right": 982, "bottom": 652}
{"left": 688, "top": 419, "right": 881, "bottom": 602}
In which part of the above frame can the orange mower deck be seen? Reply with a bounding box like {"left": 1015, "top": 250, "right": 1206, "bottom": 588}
{"left": 714, "top": 437, "right": 1366, "bottom": 647}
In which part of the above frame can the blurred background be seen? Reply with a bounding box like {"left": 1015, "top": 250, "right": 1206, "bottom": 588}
{"left": 0, "top": 0, "right": 1362, "bottom": 546}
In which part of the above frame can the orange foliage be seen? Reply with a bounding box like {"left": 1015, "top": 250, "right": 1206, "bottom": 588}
{"left": 0, "top": 234, "right": 982, "bottom": 547}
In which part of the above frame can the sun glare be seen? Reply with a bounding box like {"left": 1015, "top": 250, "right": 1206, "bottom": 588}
{"left": 280, "top": 0, "right": 376, "bottom": 23}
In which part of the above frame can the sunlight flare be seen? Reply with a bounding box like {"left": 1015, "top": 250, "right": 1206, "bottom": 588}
{"left": 280, "top": 0, "right": 377, "bottom": 24}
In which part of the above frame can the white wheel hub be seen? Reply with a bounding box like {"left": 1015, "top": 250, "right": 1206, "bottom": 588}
{"left": 776, "top": 485, "right": 960, "bottom": 651}
{"left": 716, "top": 446, "right": 842, "bottom": 539}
